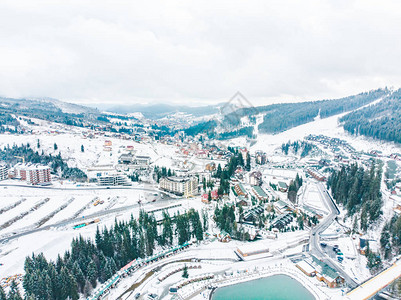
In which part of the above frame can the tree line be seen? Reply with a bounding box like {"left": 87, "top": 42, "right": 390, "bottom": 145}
{"left": 153, "top": 166, "right": 175, "bottom": 183}
{"left": 327, "top": 163, "right": 382, "bottom": 231}
{"left": 22, "top": 209, "right": 204, "bottom": 300}
{"left": 214, "top": 204, "right": 251, "bottom": 241}
{"left": 340, "top": 89, "right": 401, "bottom": 144}
{"left": 214, "top": 151, "right": 250, "bottom": 196}
{"left": 287, "top": 173, "right": 303, "bottom": 203}
{"left": 281, "top": 140, "right": 314, "bottom": 157}
{"left": 380, "top": 214, "right": 401, "bottom": 261}
{"left": 0, "top": 144, "right": 87, "bottom": 181}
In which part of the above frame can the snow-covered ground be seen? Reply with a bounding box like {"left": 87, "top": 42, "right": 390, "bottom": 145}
{"left": 2, "top": 104, "right": 401, "bottom": 298}
{"left": 0, "top": 183, "right": 205, "bottom": 278}
{"left": 251, "top": 110, "right": 401, "bottom": 157}
{"left": 301, "top": 182, "right": 330, "bottom": 215}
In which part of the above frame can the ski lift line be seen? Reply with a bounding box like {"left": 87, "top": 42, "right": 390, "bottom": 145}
{"left": 87, "top": 242, "right": 190, "bottom": 300}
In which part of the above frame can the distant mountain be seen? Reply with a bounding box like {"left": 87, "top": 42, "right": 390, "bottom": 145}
{"left": 33, "top": 97, "right": 99, "bottom": 115}
{"left": 340, "top": 88, "right": 401, "bottom": 144}
{"left": 0, "top": 97, "right": 102, "bottom": 128}
{"left": 105, "top": 102, "right": 222, "bottom": 119}
{"left": 184, "top": 88, "right": 391, "bottom": 139}
{"left": 0, "top": 97, "right": 99, "bottom": 115}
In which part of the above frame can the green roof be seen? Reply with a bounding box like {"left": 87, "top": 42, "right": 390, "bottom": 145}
{"left": 276, "top": 200, "right": 288, "bottom": 208}
{"left": 253, "top": 185, "right": 268, "bottom": 198}
{"left": 278, "top": 181, "right": 288, "bottom": 189}
{"left": 311, "top": 255, "right": 340, "bottom": 279}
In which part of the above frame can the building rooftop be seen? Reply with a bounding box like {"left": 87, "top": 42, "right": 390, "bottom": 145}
{"left": 252, "top": 185, "right": 268, "bottom": 198}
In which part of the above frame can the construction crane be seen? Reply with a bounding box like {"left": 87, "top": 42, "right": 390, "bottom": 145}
{"left": 14, "top": 156, "right": 25, "bottom": 164}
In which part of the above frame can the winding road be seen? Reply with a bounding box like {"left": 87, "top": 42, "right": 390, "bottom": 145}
{"left": 309, "top": 182, "right": 358, "bottom": 288}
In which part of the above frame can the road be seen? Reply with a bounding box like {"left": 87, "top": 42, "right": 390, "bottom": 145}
{"left": 0, "top": 193, "right": 182, "bottom": 244}
{"left": 0, "top": 182, "right": 161, "bottom": 193}
{"left": 309, "top": 182, "right": 358, "bottom": 289}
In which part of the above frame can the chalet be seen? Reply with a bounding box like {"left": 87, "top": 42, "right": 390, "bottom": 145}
{"left": 252, "top": 186, "right": 268, "bottom": 202}
{"left": 198, "top": 171, "right": 212, "bottom": 183}
{"left": 302, "top": 206, "right": 324, "bottom": 220}
{"left": 233, "top": 183, "right": 247, "bottom": 197}
{"left": 243, "top": 206, "right": 264, "bottom": 224}
{"left": 134, "top": 155, "right": 151, "bottom": 166}
{"left": 307, "top": 169, "right": 326, "bottom": 182}
{"left": 311, "top": 256, "right": 345, "bottom": 288}
{"left": 271, "top": 213, "right": 292, "bottom": 229}
{"left": 249, "top": 171, "right": 262, "bottom": 186}
{"left": 278, "top": 181, "right": 288, "bottom": 192}
{"left": 239, "top": 147, "right": 248, "bottom": 162}
{"left": 273, "top": 200, "right": 291, "bottom": 214}
{"left": 211, "top": 190, "right": 218, "bottom": 200}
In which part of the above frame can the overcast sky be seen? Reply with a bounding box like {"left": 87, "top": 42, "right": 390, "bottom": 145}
{"left": 0, "top": 0, "right": 400, "bottom": 106}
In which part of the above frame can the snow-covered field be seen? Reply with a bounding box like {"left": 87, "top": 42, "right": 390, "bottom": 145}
{"left": 250, "top": 109, "right": 401, "bottom": 158}
{"left": 0, "top": 120, "right": 179, "bottom": 173}
{"left": 301, "top": 182, "right": 330, "bottom": 215}
{"left": 0, "top": 180, "right": 205, "bottom": 279}
{"left": 1, "top": 105, "right": 401, "bottom": 297}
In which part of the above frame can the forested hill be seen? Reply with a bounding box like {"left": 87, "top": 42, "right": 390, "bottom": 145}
{"left": 340, "top": 89, "right": 401, "bottom": 144}
{"left": 256, "top": 88, "right": 389, "bottom": 134}
{"left": 185, "top": 88, "right": 389, "bottom": 138}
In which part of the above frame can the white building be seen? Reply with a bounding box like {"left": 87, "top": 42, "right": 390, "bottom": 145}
{"left": 249, "top": 171, "right": 262, "bottom": 186}
{"left": 133, "top": 155, "right": 151, "bottom": 166}
{"left": 198, "top": 171, "right": 212, "bottom": 183}
{"left": 97, "top": 173, "right": 131, "bottom": 186}
{"left": 159, "top": 176, "right": 198, "bottom": 197}
{"left": 0, "top": 163, "right": 8, "bottom": 181}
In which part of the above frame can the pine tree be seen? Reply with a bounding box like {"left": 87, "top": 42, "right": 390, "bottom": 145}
{"left": 246, "top": 152, "right": 251, "bottom": 171}
{"left": 0, "top": 285, "right": 6, "bottom": 300}
{"left": 202, "top": 210, "right": 208, "bottom": 232}
{"left": 72, "top": 262, "right": 85, "bottom": 293}
{"left": 7, "top": 280, "right": 22, "bottom": 300}
{"left": 182, "top": 264, "right": 189, "bottom": 278}
{"left": 162, "top": 211, "right": 173, "bottom": 246}
{"left": 83, "top": 280, "right": 93, "bottom": 297}
{"left": 54, "top": 143, "right": 58, "bottom": 150}
{"left": 81, "top": 145, "right": 84, "bottom": 152}
{"left": 216, "top": 164, "right": 222, "bottom": 178}
{"left": 87, "top": 260, "right": 98, "bottom": 288}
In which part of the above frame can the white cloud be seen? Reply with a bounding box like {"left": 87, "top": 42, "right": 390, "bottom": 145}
{"left": 0, "top": 0, "right": 400, "bottom": 106}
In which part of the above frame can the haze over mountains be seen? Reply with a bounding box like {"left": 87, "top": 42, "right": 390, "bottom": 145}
{"left": 2, "top": 87, "right": 401, "bottom": 145}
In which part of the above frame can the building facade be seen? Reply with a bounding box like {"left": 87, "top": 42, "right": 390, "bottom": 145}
{"left": 97, "top": 173, "right": 131, "bottom": 186}
{"left": 159, "top": 176, "right": 198, "bottom": 197}
{"left": 25, "top": 165, "right": 51, "bottom": 185}
{"left": 0, "top": 163, "right": 8, "bottom": 181}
